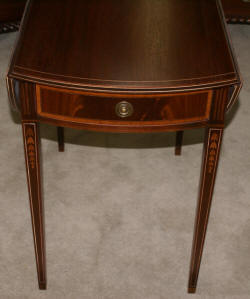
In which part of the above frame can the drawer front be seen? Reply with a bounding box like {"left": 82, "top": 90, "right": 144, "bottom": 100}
{"left": 36, "top": 85, "right": 212, "bottom": 125}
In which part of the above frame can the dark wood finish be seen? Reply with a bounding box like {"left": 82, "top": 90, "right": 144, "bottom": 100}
{"left": 1, "top": 0, "right": 249, "bottom": 30}
{"left": 19, "top": 81, "right": 46, "bottom": 290}
{"left": 175, "top": 131, "right": 184, "bottom": 156}
{"left": 222, "top": 0, "right": 250, "bottom": 24}
{"left": 36, "top": 85, "right": 212, "bottom": 130}
{"left": 22, "top": 122, "right": 46, "bottom": 290}
{"left": 0, "top": 0, "right": 26, "bottom": 34}
{"left": 9, "top": 0, "right": 239, "bottom": 92}
{"left": 57, "top": 127, "right": 64, "bottom": 152}
{"left": 0, "top": 0, "right": 26, "bottom": 23}
{"left": 7, "top": 0, "right": 242, "bottom": 293}
{"left": 188, "top": 127, "right": 224, "bottom": 293}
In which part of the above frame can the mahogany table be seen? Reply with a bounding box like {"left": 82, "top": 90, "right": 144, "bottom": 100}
{"left": 0, "top": 0, "right": 25, "bottom": 34}
{"left": 7, "top": 0, "right": 242, "bottom": 293}
{"left": 222, "top": 0, "right": 250, "bottom": 23}
{"left": 0, "top": 0, "right": 25, "bottom": 22}
{"left": 2, "top": 0, "right": 250, "bottom": 36}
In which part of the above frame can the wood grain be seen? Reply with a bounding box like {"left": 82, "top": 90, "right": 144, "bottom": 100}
{"left": 6, "top": 0, "right": 242, "bottom": 292}
{"left": 188, "top": 128, "right": 223, "bottom": 293}
{"left": 9, "top": 0, "right": 240, "bottom": 92}
{"left": 36, "top": 85, "right": 212, "bottom": 128}
{"left": 22, "top": 122, "right": 46, "bottom": 290}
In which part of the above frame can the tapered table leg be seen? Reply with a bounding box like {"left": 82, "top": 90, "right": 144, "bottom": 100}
{"left": 175, "top": 130, "right": 184, "bottom": 155}
{"left": 22, "top": 122, "right": 46, "bottom": 290}
{"left": 188, "top": 127, "right": 223, "bottom": 293}
{"left": 57, "top": 127, "right": 64, "bottom": 152}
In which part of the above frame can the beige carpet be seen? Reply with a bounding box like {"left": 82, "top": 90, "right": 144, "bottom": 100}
{"left": 0, "top": 25, "right": 250, "bottom": 299}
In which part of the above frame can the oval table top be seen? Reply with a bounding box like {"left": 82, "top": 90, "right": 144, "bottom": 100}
{"left": 9, "top": 0, "right": 240, "bottom": 93}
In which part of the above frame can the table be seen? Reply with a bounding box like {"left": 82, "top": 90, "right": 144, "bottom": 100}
{"left": 7, "top": 0, "right": 242, "bottom": 293}
{"left": 0, "top": 0, "right": 25, "bottom": 22}
{"left": 222, "top": 0, "right": 250, "bottom": 23}
{"left": 0, "top": 0, "right": 25, "bottom": 34}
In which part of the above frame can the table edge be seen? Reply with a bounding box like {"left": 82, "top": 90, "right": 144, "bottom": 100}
{"left": 8, "top": 0, "right": 242, "bottom": 94}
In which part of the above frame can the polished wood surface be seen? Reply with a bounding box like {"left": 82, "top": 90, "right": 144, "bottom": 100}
{"left": 22, "top": 122, "right": 46, "bottom": 290}
{"left": 222, "top": 0, "right": 250, "bottom": 23}
{"left": 9, "top": 0, "right": 239, "bottom": 92}
{"left": 1, "top": 0, "right": 249, "bottom": 29}
{"left": 189, "top": 128, "right": 224, "bottom": 293}
{"left": 7, "top": 0, "right": 242, "bottom": 293}
{"left": 36, "top": 85, "right": 212, "bottom": 130}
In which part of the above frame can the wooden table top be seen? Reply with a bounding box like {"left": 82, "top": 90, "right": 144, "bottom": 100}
{"left": 9, "top": 0, "right": 240, "bottom": 93}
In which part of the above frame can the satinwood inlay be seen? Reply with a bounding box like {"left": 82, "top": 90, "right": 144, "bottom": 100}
{"left": 208, "top": 132, "right": 220, "bottom": 174}
{"left": 7, "top": 0, "right": 242, "bottom": 293}
{"left": 25, "top": 126, "right": 36, "bottom": 169}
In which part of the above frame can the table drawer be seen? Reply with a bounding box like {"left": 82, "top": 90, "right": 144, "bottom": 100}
{"left": 36, "top": 85, "right": 212, "bottom": 125}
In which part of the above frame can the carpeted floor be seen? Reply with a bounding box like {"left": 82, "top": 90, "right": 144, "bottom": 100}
{"left": 0, "top": 25, "right": 250, "bottom": 299}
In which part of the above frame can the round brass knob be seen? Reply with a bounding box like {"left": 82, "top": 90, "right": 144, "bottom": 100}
{"left": 115, "top": 101, "right": 134, "bottom": 118}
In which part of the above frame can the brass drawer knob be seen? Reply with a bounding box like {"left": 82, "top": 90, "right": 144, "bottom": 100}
{"left": 115, "top": 101, "right": 134, "bottom": 118}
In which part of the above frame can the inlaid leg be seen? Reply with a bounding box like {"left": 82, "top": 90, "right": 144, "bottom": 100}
{"left": 175, "top": 130, "right": 184, "bottom": 155}
{"left": 188, "top": 127, "right": 223, "bottom": 293}
{"left": 22, "top": 123, "right": 46, "bottom": 290}
{"left": 57, "top": 127, "right": 64, "bottom": 152}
